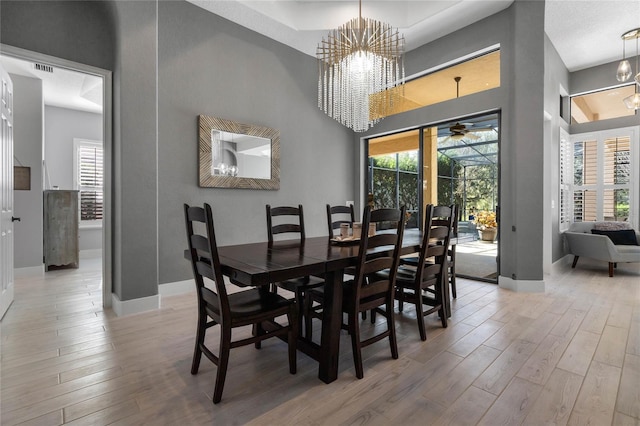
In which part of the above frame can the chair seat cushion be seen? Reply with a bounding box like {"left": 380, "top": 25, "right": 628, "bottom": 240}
{"left": 591, "top": 229, "right": 639, "bottom": 245}
{"left": 203, "top": 287, "right": 292, "bottom": 317}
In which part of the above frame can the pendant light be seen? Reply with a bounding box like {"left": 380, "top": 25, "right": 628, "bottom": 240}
{"left": 621, "top": 28, "right": 640, "bottom": 110}
{"left": 616, "top": 36, "right": 632, "bottom": 82}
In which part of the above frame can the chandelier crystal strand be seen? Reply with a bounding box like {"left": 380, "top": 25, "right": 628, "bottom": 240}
{"left": 317, "top": 1, "right": 405, "bottom": 132}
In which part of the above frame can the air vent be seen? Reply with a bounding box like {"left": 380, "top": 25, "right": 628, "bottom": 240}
{"left": 33, "top": 63, "right": 54, "bottom": 73}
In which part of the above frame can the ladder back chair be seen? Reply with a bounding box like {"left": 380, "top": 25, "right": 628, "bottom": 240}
{"left": 432, "top": 205, "right": 458, "bottom": 298}
{"left": 266, "top": 204, "right": 324, "bottom": 337}
{"left": 401, "top": 204, "right": 458, "bottom": 298}
{"left": 306, "top": 206, "right": 406, "bottom": 379}
{"left": 326, "top": 203, "right": 355, "bottom": 236}
{"left": 184, "top": 203, "right": 297, "bottom": 403}
{"left": 395, "top": 204, "right": 455, "bottom": 340}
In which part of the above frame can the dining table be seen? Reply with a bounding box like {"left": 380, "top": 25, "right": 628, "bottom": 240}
{"left": 206, "top": 228, "right": 458, "bottom": 384}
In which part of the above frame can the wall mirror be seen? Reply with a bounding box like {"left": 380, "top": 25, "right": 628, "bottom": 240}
{"left": 199, "top": 115, "right": 280, "bottom": 189}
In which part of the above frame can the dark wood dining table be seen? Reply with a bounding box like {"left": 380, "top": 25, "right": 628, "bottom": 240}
{"left": 212, "top": 229, "right": 435, "bottom": 384}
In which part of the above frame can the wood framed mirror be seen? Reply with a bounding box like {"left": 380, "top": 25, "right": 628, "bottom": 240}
{"left": 198, "top": 115, "right": 280, "bottom": 190}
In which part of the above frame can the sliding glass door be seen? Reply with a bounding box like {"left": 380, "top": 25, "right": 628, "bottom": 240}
{"left": 366, "top": 112, "right": 500, "bottom": 282}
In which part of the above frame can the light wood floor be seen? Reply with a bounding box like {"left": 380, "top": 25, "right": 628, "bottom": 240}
{"left": 1, "top": 257, "right": 639, "bottom": 425}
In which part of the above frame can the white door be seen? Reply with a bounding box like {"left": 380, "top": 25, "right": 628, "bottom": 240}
{"left": 1, "top": 65, "right": 15, "bottom": 319}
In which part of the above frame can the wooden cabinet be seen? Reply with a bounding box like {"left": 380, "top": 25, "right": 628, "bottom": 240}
{"left": 43, "top": 190, "right": 79, "bottom": 271}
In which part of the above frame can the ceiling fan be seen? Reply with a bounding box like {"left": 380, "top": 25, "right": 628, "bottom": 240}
{"left": 445, "top": 77, "right": 495, "bottom": 141}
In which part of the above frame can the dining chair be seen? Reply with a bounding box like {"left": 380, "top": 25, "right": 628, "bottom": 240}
{"left": 401, "top": 204, "right": 458, "bottom": 298}
{"left": 326, "top": 203, "right": 367, "bottom": 321}
{"left": 394, "top": 204, "right": 455, "bottom": 340}
{"left": 184, "top": 203, "right": 297, "bottom": 403}
{"left": 266, "top": 204, "right": 324, "bottom": 336}
{"left": 306, "top": 206, "right": 406, "bottom": 379}
{"left": 326, "top": 203, "right": 355, "bottom": 236}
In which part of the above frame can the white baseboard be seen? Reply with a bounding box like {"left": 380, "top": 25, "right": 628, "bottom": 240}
{"left": 159, "top": 279, "right": 194, "bottom": 297}
{"left": 111, "top": 293, "right": 160, "bottom": 317}
{"left": 550, "top": 255, "right": 573, "bottom": 276}
{"left": 498, "top": 275, "right": 545, "bottom": 292}
{"left": 110, "top": 278, "right": 231, "bottom": 316}
{"left": 14, "top": 265, "right": 44, "bottom": 277}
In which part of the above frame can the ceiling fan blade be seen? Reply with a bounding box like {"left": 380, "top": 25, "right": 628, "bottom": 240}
{"left": 465, "top": 132, "right": 480, "bottom": 140}
{"left": 468, "top": 126, "right": 496, "bottom": 133}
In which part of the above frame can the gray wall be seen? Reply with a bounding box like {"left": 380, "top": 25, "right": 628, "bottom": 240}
{"left": 0, "top": 1, "right": 115, "bottom": 72}
{"left": 157, "top": 1, "right": 354, "bottom": 284}
{"left": 44, "top": 106, "right": 103, "bottom": 251}
{"left": 11, "top": 74, "right": 44, "bottom": 269}
{"left": 543, "top": 36, "right": 570, "bottom": 264}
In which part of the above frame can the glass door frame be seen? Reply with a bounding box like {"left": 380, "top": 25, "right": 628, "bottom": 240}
{"left": 364, "top": 110, "right": 501, "bottom": 283}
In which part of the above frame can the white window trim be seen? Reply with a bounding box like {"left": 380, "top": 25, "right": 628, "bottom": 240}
{"left": 559, "top": 128, "right": 571, "bottom": 232}
{"left": 73, "top": 138, "right": 103, "bottom": 229}
{"left": 568, "top": 126, "right": 639, "bottom": 230}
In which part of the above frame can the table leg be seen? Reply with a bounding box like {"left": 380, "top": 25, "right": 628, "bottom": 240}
{"left": 318, "top": 269, "right": 343, "bottom": 383}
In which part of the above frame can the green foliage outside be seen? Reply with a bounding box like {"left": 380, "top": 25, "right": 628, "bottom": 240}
{"left": 369, "top": 150, "right": 497, "bottom": 225}
{"left": 370, "top": 152, "right": 419, "bottom": 227}
{"left": 437, "top": 153, "right": 497, "bottom": 218}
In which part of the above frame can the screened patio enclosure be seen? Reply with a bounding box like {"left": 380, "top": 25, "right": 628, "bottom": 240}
{"left": 367, "top": 112, "right": 500, "bottom": 282}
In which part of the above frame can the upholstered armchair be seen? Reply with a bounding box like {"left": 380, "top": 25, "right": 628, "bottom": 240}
{"left": 564, "top": 221, "right": 640, "bottom": 277}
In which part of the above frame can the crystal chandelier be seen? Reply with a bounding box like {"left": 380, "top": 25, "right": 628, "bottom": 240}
{"left": 317, "top": 0, "right": 405, "bottom": 132}
{"left": 616, "top": 27, "right": 640, "bottom": 110}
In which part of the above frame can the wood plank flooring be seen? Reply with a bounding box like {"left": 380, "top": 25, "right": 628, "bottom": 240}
{"left": 1, "top": 256, "right": 639, "bottom": 425}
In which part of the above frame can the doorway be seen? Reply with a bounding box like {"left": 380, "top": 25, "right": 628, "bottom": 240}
{"left": 366, "top": 111, "right": 500, "bottom": 283}
{"left": 0, "top": 45, "right": 112, "bottom": 308}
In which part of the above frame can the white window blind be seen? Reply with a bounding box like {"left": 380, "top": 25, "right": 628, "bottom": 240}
{"left": 75, "top": 141, "right": 103, "bottom": 222}
{"left": 567, "top": 128, "right": 638, "bottom": 228}
{"left": 559, "top": 132, "right": 571, "bottom": 229}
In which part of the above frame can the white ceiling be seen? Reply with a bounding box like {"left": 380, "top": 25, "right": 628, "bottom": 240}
{"left": 0, "top": 55, "right": 103, "bottom": 114}
{"left": 193, "top": 0, "right": 640, "bottom": 72}
{"left": 1, "top": 0, "right": 637, "bottom": 113}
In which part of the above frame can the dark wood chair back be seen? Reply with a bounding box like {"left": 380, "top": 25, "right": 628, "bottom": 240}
{"left": 184, "top": 203, "right": 228, "bottom": 318}
{"left": 395, "top": 204, "right": 455, "bottom": 340}
{"left": 267, "top": 204, "right": 305, "bottom": 243}
{"left": 345, "top": 205, "right": 406, "bottom": 378}
{"left": 351, "top": 206, "right": 406, "bottom": 299}
{"left": 326, "top": 204, "right": 355, "bottom": 236}
{"left": 431, "top": 204, "right": 458, "bottom": 298}
{"left": 415, "top": 204, "right": 455, "bottom": 286}
{"left": 184, "top": 202, "right": 297, "bottom": 403}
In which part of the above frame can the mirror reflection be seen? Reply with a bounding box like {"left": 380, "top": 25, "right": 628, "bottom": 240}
{"left": 211, "top": 130, "right": 271, "bottom": 179}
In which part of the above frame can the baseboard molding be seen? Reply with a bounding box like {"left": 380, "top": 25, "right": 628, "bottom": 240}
{"left": 14, "top": 265, "right": 44, "bottom": 277}
{"left": 159, "top": 279, "right": 194, "bottom": 297}
{"left": 498, "top": 275, "right": 545, "bottom": 292}
{"left": 111, "top": 293, "right": 160, "bottom": 317}
{"left": 550, "top": 255, "right": 573, "bottom": 276}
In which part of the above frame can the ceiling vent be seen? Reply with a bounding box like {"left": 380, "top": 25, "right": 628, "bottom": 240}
{"left": 33, "top": 63, "right": 54, "bottom": 73}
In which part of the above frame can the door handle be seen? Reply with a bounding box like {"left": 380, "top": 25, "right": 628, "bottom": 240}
{"left": 11, "top": 216, "right": 21, "bottom": 222}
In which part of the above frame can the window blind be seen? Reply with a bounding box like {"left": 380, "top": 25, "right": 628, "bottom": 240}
{"left": 78, "top": 144, "right": 103, "bottom": 221}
